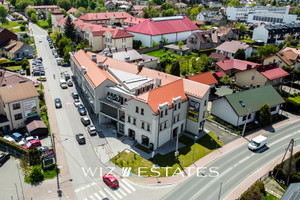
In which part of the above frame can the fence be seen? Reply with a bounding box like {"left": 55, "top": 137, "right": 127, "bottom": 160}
{"left": 0, "top": 143, "right": 23, "bottom": 158}
{"left": 136, "top": 45, "right": 160, "bottom": 54}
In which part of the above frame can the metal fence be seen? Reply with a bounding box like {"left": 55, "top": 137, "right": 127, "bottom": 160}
{"left": 0, "top": 143, "right": 23, "bottom": 158}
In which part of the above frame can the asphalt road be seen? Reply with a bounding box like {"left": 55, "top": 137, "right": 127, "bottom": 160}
{"left": 30, "top": 23, "right": 174, "bottom": 200}
{"left": 161, "top": 119, "right": 300, "bottom": 200}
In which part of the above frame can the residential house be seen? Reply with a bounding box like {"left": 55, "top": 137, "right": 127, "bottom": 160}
{"left": 211, "top": 85, "right": 284, "bottom": 127}
{"left": 105, "top": 1, "right": 116, "bottom": 10}
{"left": 186, "top": 30, "right": 226, "bottom": 51}
{"left": 123, "top": 17, "right": 147, "bottom": 27}
{"left": 79, "top": 12, "right": 132, "bottom": 25}
{"left": 25, "top": 5, "right": 61, "bottom": 19}
{"left": 226, "top": 6, "right": 289, "bottom": 21}
{"left": 263, "top": 51, "right": 295, "bottom": 68}
{"left": 84, "top": 25, "right": 133, "bottom": 51}
{"left": 211, "top": 15, "right": 227, "bottom": 26}
{"left": 99, "top": 47, "right": 159, "bottom": 69}
{"left": 209, "top": 52, "right": 229, "bottom": 62}
{"left": 215, "top": 41, "right": 253, "bottom": 59}
{"left": 247, "top": 13, "right": 297, "bottom": 24}
{"left": 163, "top": 44, "right": 191, "bottom": 56}
{"left": 252, "top": 23, "right": 300, "bottom": 44}
{"left": 51, "top": 9, "right": 64, "bottom": 32}
{"left": 235, "top": 63, "right": 289, "bottom": 89}
{"left": 70, "top": 49, "right": 210, "bottom": 150}
{"left": 193, "top": 20, "right": 205, "bottom": 27}
{"left": 0, "top": 69, "right": 31, "bottom": 87}
{"left": 196, "top": 11, "right": 220, "bottom": 23}
{"left": 208, "top": 1, "right": 222, "bottom": 9}
{"left": 0, "top": 81, "right": 40, "bottom": 134}
{"left": 0, "top": 27, "right": 17, "bottom": 46}
{"left": 216, "top": 26, "right": 237, "bottom": 40}
{"left": 126, "top": 16, "right": 199, "bottom": 47}
{"left": 186, "top": 71, "right": 218, "bottom": 91}
{"left": 215, "top": 59, "right": 260, "bottom": 76}
{"left": 1, "top": 40, "right": 34, "bottom": 60}
{"left": 67, "top": 7, "right": 80, "bottom": 15}
{"left": 175, "top": 3, "right": 187, "bottom": 8}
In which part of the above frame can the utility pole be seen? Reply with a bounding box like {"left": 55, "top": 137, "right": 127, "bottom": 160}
{"left": 192, "top": 136, "right": 198, "bottom": 164}
{"left": 175, "top": 131, "right": 179, "bottom": 160}
{"left": 218, "top": 181, "right": 223, "bottom": 200}
{"left": 242, "top": 109, "right": 250, "bottom": 137}
{"left": 52, "top": 133, "right": 62, "bottom": 197}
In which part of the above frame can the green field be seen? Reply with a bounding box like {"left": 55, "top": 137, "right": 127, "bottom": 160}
{"left": 37, "top": 20, "right": 49, "bottom": 28}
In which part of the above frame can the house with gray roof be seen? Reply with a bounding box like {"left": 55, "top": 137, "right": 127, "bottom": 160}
{"left": 196, "top": 11, "right": 220, "bottom": 23}
{"left": 211, "top": 85, "right": 284, "bottom": 127}
{"left": 215, "top": 40, "right": 253, "bottom": 59}
{"left": 211, "top": 15, "right": 227, "bottom": 26}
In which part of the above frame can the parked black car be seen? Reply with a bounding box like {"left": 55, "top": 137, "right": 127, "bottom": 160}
{"left": 76, "top": 133, "right": 86, "bottom": 144}
{"left": 54, "top": 98, "right": 62, "bottom": 108}
{"left": 72, "top": 92, "right": 79, "bottom": 99}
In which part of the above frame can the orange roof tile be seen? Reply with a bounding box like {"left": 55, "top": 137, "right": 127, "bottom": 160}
{"left": 187, "top": 72, "right": 218, "bottom": 86}
{"left": 136, "top": 79, "right": 188, "bottom": 114}
{"left": 73, "top": 50, "right": 117, "bottom": 88}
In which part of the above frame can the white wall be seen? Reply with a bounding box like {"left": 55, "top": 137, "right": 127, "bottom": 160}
{"left": 226, "top": 7, "right": 237, "bottom": 20}
{"left": 127, "top": 32, "right": 152, "bottom": 47}
{"left": 252, "top": 25, "right": 269, "bottom": 43}
{"left": 211, "top": 98, "right": 239, "bottom": 126}
{"left": 177, "top": 31, "right": 192, "bottom": 42}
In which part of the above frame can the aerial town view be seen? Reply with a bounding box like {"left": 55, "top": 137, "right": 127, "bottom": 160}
{"left": 0, "top": 0, "right": 300, "bottom": 199}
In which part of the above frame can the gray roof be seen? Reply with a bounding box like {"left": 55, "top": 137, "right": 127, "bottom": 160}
{"left": 164, "top": 44, "right": 190, "bottom": 51}
{"left": 224, "top": 85, "right": 284, "bottom": 116}
{"left": 112, "top": 49, "right": 143, "bottom": 62}
{"left": 215, "top": 86, "right": 233, "bottom": 97}
{"left": 280, "top": 182, "right": 300, "bottom": 200}
{"left": 141, "top": 54, "right": 160, "bottom": 63}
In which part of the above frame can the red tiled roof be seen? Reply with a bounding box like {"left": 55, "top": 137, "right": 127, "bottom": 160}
{"left": 79, "top": 12, "right": 131, "bottom": 21}
{"left": 73, "top": 50, "right": 209, "bottom": 99}
{"left": 73, "top": 50, "right": 117, "bottom": 88}
{"left": 187, "top": 72, "right": 218, "bottom": 86}
{"left": 216, "top": 59, "right": 260, "bottom": 71}
{"left": 214, "top": 71, "right": 226, "bottom": 78}
{"left": 86, "top": 25, "right": 133, "bottom": 38}
{"left": 52, "top": 9, "right": 62, "bottom": 14}
{"left": 257, "top": 65, "right": 289, "bottom": 80}
{"left": 126, "top": 16, "right": 199, "bottom": 36}
{"left": 280, "top": 47, "right": 300, "bottom": 55}
{"left": 209, "top": 52, "right": 229, "bottom": 62}
{"left": 123, "top": 17, "right": 147, "bottom": 24}
{"left": 67, "top": 7, "right": 78, "bottom": 14}
{"left": 136, "top": 79, "right": 188, "bottom": 114}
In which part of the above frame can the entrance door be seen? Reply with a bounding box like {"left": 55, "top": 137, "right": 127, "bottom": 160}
{"left": 173, "top": 127, "right": 178, "bottom": 138}
{"left": 128, "top": 129, "right": 135, "bottom": 140}
{"left": 142, "top": 135, "right": 149, "bottom": 147}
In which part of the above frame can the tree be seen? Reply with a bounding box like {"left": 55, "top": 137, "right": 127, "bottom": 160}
{"left": 161, "top": 2, "right": 174, "bottom": 10}
{"left": 19, "top": 155, "right": 30, "bottom": 175}
{"left": 133, "top": 40, "right": 142, "bottom": 49}
{"left": 29, "top": 165, "right": 44, "bottom": 183}
{"left": 77, "top": 7, "right": 86, "bottom": 14}
{"left": 20, "top": 25, "right": 26, "bottom": 31}
{"left": 228, "top": 0, "right": 241, "bottom": 6}
{"left": 29, "top": 149, "right": 42, "bottom": 166}
{"left": 151, "top": 40, "right": 159, "bottom": 47}
{"left": 75, "top": 39, "right": 90, "bottom": 50}
{"left": 57, "top": 0, "right": 71, "bottom": 10}
{"left": 256, "top": 104, "right": 272, "bottom": 127}
{"left": 160, "top": 52, "right": 177, "bottom": 69}
{"left": 90, "top": 0, "right": 97, "bottom": 10}
{"left": 213, "top": 23, "right": 220, "bottom": 27}
{"left": 26, "top": 8, "right": 36, "bottom": 19}
{"left": 57, "top": 36, "right": 71, "bottom": 56}
{"left": 220, "top": 75, "right": 232, "bottom": 85}
{"left": 257, "top": 44, "right": 279, "bottom": 58}
{"left": 64, "top": 16, "right": 76, "bottom": 40}
{"left": 178, "top": 41, "right": 184, "bottom": 48}
{"left": 16, "top": 0, "right": 34, "bottom": 11}
{"left": 47, "top": 11, "right": 52, "bottom": 28}
{"left": 170, "top": 60, "right": 180, "bottom": 76}
{"left": 30, "top": 13, "right": 38, "bottom": 23}
{"left": 0, "top": 5, "right": 7, "bottom": 25}
{"left": 234, "top": 49, "right": 246, "bottom": 60}
{"left": 160, "top": 37, "right": 168, "bottom": 45}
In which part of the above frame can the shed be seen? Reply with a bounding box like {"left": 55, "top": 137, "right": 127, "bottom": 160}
{"left": 25, "top": 117, "right": 48, "bottom": 137}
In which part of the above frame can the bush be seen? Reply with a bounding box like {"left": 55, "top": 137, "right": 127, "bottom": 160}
{"left": 198, "top": 48, "right": 215, "bottom": 56}
{"left": 1, "top": 61, "right": 16, "bottom": 66}
{"left": 23, "top": 33, "right": 29, "bottom": 38}
{"left": 0, "top": 137, "right": 29, "bottom": 156}
{"left": 29, "top": 165, "right": 44, "bottom": 183}
{"left": 40, "top": 105, "right": 47, "bottom": 113}
{"left": 20, "top": 25, "right": 25, "bottom": 31}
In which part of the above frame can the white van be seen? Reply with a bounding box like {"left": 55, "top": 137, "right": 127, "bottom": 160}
{"left": 59, "top": 79, "right": 67, "bottom": 89}
{"left": 248, "top": 135, "right": 267, "bottom": 151}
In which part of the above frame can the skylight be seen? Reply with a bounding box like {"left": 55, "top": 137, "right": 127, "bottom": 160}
{"left": 239, "top": 100, "right": 245, "bottom": 107}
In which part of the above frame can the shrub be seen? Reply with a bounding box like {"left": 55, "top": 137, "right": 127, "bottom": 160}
{"left": 40, "top": 105, "right": 47, "bottom": 113}
{"left": 29, "top": 165, "right": 44, "bottom": 183}
{"left": 20, "top": 25, "right": 26, "bottom": 31}
{"left": 0, "top": 137, "right": 29, "bottom": 156}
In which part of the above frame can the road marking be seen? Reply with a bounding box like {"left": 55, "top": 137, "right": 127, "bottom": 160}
{"left": 81, "top": 186, "right": 86, "bottom": 190}
{"left": 104, "top": 188, "right": 118, "bottom": 200}
{"left": 86, "top": 184, "right": 91, "bottom": 188}
{"left": 119, "top": 182, "right": 131, "bottom": 194}
{"left": 75, "top": 188, "right": 81, "bottom": 192}
{"left": 118, "top": 188, "right": 127, "bottom": 196}
{"left": 221, "top": 167, "right": 233, "bottom": 176}
{"left": 94, "top": 193, "right": 101, "bottom": 200}
{"left": 91, "top": 182, "right": 96, "bottom": 186}
{"left": 89, "top": 195, "right": 96, "bottom": 200}
{"left": 121, "top": 179, "right": 136, "bottom": 191}
{"left": 99, "top": 190, "right": 106, "bottom": 198}
{"left": 83, "top": 198, "right": 87, "bottom": 200}
{"left": 234, "top": 164, "right": 238, "bottom": 167}
{"left": 238, "top": 155, "right": 250, "bottom": 164}
{"left": 113, "top": 190, "right": 123, "bottom": 199}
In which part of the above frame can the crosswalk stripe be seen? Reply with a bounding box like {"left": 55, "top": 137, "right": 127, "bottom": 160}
{"left": 119, "top": 182, "right": 131, "bottom": 194}
{"left": 94, "top": 193, "right": 101, "bottom": 200}
{"left": 89, "top": 195, "right": 96, "bottom": 200}
{"left": 99, "top": 190, "right": 106, "bottom": 198}
{"left": 75, "top": 188, "right": 80, "bottom": 192}
{"left": 104, "top": 188, "right": 118, "bottom": 200}
{"left": 118, "top": 188, "right": 127, "bottom": 196}
{"left": 113, "top": 190, "right": 123, "bottom": 199}
{"left": 121, "top": 179, "right": 136, "bottom": 191}
{"left": 91, "top": 182, "right": 96, "bottom": 186}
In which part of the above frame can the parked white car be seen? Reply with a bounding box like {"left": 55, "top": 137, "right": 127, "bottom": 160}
{"left": 3, "top": 135, "right": 16, "bottom": 143}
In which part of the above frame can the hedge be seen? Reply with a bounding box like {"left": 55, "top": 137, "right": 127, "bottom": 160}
{"left": 0, "top": 137, "right": 29, "bottom": 156}
{"left": 198, "top": 48, "right": 215, "bottom": 56}
{"left": 1, "top": 61, "right": 17, "bottom": 66}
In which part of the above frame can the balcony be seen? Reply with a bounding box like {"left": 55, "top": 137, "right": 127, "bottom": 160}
{"left": 100, "top": 103, "right": 118, "bottom": 120}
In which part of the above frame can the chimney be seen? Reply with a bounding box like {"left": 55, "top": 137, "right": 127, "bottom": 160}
{"left": 91, "top": 54, "right": 97, "bottom": 62}
{"left": 185, "top": 75, "right": 188, "bottom": 79}
{"left": 156, "top": 78, "right": 161, "bottom": 87}
{"left": 138, "top": 62, "right": 144, "bottom": 72}
{"left": 98, "top": 61, "right": 103, "bottom": 69}
{"left": 125, "top": 56, "right": 130, "bottom": 62}
{"left": 104, "top": 51, "right": 108, "bottom": 57}
{"left": 84, "top": 48, "right": 89, "bottom": 53}
{"left": 125, "top": 48, "right": 127, "bottom": 52}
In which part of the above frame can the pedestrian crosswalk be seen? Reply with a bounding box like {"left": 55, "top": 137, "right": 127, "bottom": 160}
{"left": 79, "top": 179, "right": 136, "bottom": 200}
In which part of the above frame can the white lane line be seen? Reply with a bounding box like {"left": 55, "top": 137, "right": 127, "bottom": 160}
{"left": 119, "top": 182, "right": 131, "bottom": 194}
{"left": 81, "top": 186, "right": 86, "bottom": 190}
{"left": 104, "top": 188, "right": 118, "bottom": 200}
{"left": 118, "top": 188, "right": 127, "bottom": 196}
{"left": 99, "top": 190, "right": 107, "bottom": 198}
{"left": 83, "top": 198, "right": 88, "bottom": 200}
{"left": 234, "top": 164, "right": 238, "bottom": 167}
{"left": 238, "top": 155, "right": 250, "bottom": 164}
{"left": 75, "top": 188, "right": 81, "bottom": 193}
{"left": 89, "top": 195, "right": 96, "bottom": 200}
{"left": 94, "top": 193, "right": 101, "bottom": 200}
{"left": 86, "top": 184, "right": 91, "bottom": 188}
{"left": 91, "top": 182, "right": 96, "bottom": 186}
{"left": 121, "top": 179, "right": 136, "bottom": 191}
{"left": 113, "top": 190, "right": 123, "bottom": 199}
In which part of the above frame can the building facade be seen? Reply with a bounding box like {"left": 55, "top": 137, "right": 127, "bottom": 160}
{"left": 247, "top": 13, "right": 297, "bottom": 24}
{"left": 70, "top": 49, "right": 210, "bottom": 150}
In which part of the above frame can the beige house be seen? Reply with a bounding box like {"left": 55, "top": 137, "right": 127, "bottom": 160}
{"left": 263, "top": 47, "right": 300, "bottom": 69}
{"left": 84, "top": 25, "right": 133, "bottom": 51}
{"left": 0, "top": 82, "right": 40, "bottom": 134}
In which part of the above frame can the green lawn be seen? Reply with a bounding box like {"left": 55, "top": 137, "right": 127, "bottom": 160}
{"left": 37, "top": 20, "right": 49, "bottom": 29}
{"left": 3, "top": 21, "right": 20, "bottom": 29}
{"left": 145, "top": 49, "right": 169, "bottom": 58}
{"left": 111, "top": 132, "right": 223, "bottom": 177}
{"left": 264, "top": 193, "right": 280, "bottom": 200}
{"left": 289, "top": 95, "right": 300, "bottom": 103}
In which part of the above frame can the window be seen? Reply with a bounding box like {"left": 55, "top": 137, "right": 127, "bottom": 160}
{"left": 122, "top": 38, "right": 126, "bottom": 42}
{"left": 251, "top": 76, "right": 255, "bottom": 80}
{"left": 147, "top": 124, "right": 150, "bottom": 131}
{"left": 141, "top": 122, "right": 144, "bottom": 129}
{"left": 271, "top": 106, "right": 277, "bottom": 112}
{"left": 160, "top": 124, "right": 162, "bottom": 131}
{"left": 248, "top": 114, "right": 251, "bottom": 119}
{"left": 242, "top": 115, "right": 247, "bottom": 121}
{"left": 128, "top": 116, "right": 131, "bottom": 123}
{"left": 13, "top": 103, "right": 20, "bottom": 110}
{"left": 160, "top": 111, "right": 163, "bottom": 117}
{"left": 165, "top": 109, "right": 168, "bottom": 115}
{"left": 204, "top": 100, "right": 207, "bottom": 106}
{"left": 141, "top": 108, "right": 144, "bottom": 115}
{"left": 177, "top": 115, "right": 180, "bottom": 121}
{"left": 203, "top": 111, "right": 206, "bottom": 118}
{"left": 136, "top": 106, "right": 139, "bottom": 113}
{"left": 164, "top": 121, "right": 167, "bottom": 129}
{"left": 14, "top": 113, "right": 22, "bottom": 120}
{"left": 174, "top": 104, "right": 177, "bottom": 110}
{"left": 178, "top": 103, "right": 181, "bottom": 109}
{"left": 133, "top": 118, "right": 136, "bottom": 125}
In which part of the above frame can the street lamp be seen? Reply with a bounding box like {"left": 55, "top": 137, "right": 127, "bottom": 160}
{"left": 192, "top": 135, "right": 198, "bottom": 164}
{"left": 175, "top": 131, "right": 179, "bottom": 160}
{"left": 218, "top": 181, "right": 223, "bottom": 200}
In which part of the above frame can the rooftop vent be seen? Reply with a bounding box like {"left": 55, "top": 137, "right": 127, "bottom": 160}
{"left": 98, "top": 61, "right": 103, "bottom": 69}
{"left": 156, "top": 77, "right": 161, "bottom": 87}
{"left": 125, "top": 56, "right": 130, "bottom": 62}
{"left": 104, "top": 51, "right": 108, "bottom": 57}
{"left": 81, "top": 66, "right": 87, "bottom": 73}
{"left": 91, "top": 54, "right": 97, "bottom": 62}
{"left": 138, "top": 62, "right": 144, "bottom": 72}
{"left": 84, "top": 48, "right": 89, "bottom": 53}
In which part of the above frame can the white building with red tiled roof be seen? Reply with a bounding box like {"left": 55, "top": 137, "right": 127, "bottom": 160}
{"left": 79, "top": 12, "right": 132, "bottom": 25}
{"left": 70, "top": 49, "right": 210, "bottom": 150}
{"left": 126, "top": 16, "right": 199, "bottom": 47}
{"left": 25, "top": 5, "right": 61, "bottom": 19}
